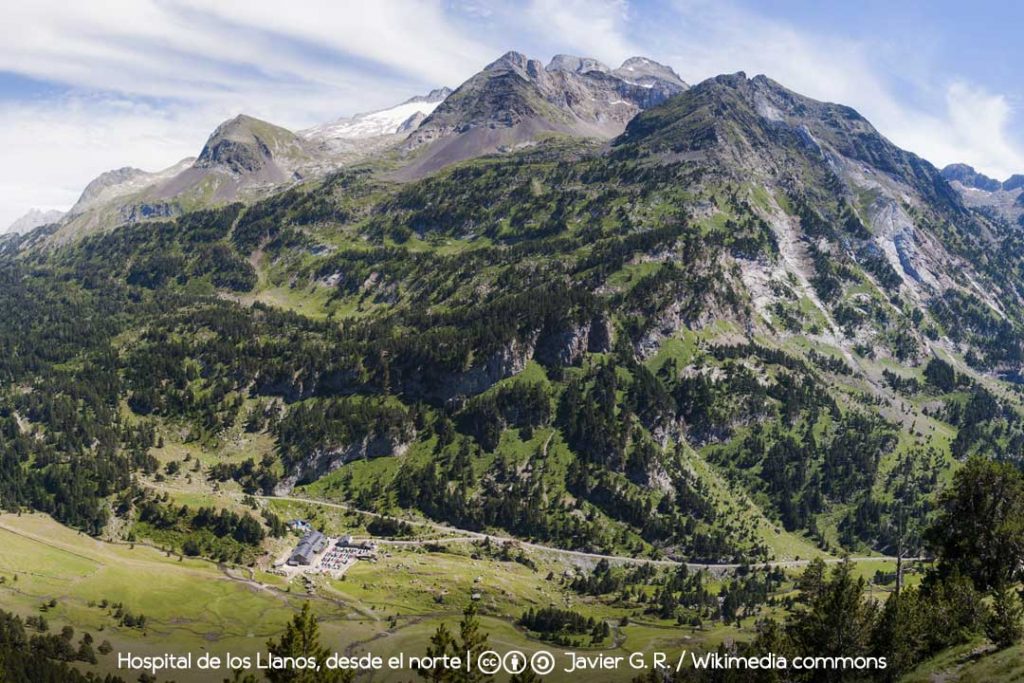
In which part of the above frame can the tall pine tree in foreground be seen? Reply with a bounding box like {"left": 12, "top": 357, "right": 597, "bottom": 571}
{"left": 418, "top": 603, "right": 495, "bottom": 683}
{"left": 264, "top": 602, "right": 352, "bottom": 683}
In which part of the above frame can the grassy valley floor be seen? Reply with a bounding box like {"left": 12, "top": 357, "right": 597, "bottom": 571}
{"left": 0, "top": 509, "right": 946, "bottom": 682}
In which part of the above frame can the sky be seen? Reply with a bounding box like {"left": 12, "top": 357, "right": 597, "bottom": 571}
{"left": 0, "top": 0, "right": 1022, "bottom": 229}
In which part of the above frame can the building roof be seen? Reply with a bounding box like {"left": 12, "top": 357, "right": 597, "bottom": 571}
{"left": 290, "top": 530, "right": 326, "bottom": 563}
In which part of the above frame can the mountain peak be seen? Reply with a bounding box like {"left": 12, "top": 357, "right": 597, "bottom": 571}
{"left": 69, "top": 166, "right": 154, "bottom": 215}
{"left": 941, "top": 163, "right": 1003, "bottom": 192}
{"left": 403, "top": 87, "right": 452, "bottom": 105}
{"left": 400, "top": 50, "right": 689, "bottom": 177}
{"left": 196, "top": 114, "right": 304, "bottom": 174}
{"left": 5, "top": 208, "right": 64, "bottom": 235}
{"left": 201, "top": 114, "right": 286, "bottom": 144}
{"left": 486, "top": 50, "right": 533, "bottom": 72}
{"left": 713, "top": 71, "right": 750, "bottom": 87}
{"left": 620, "top": 68, "right": 962, "bottom": 210}
{"left": 613, "top": 57, "right": 687, "bottom": 88}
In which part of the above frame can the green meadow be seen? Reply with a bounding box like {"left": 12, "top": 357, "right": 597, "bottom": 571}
{"left": 0, "top": 511, "right": 908, "bottom": 682}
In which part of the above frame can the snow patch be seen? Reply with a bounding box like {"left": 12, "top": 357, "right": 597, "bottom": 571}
{"left": 302, "top": 99, "right": 446, "bottom": 141}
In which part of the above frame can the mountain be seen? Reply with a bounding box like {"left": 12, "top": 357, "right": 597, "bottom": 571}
{"left": 398, "top": 51, "right": 687, "bottom": 177}
{"left": 613, "top": 56, "right": 689, "bottom": 90}
{"left": 942, "top": 163, "right": 1024, "bottom": 193}
{"left": 42, "top": 90, "right": 457, "bottom": 245}
{"left": 941, "top": 162, "right": 1002, "bottom": 191}
{"left": 941, "top": 163, "right": 1024, "bottom": 227}
{"left": 618, "top": 72, "right": 988, "bottom": 313}
{"left": 51, "top": 111, "right": 315, "bottom": 243}
{"left": 5, "top": 208, "right": 64, "bottom": 234}
{"left": 147, "top": 114, "right": 317, "bottom": 206}
{"left": 48, "top": 114, "right": 315, "bottom": 245}
{"left": 10, "top": 53, "right": 1024, "bottom": 573}
{"left": 39, "top": 53, "right": 690, "bottom": 243}
{"left": 545, "top": 54, "right": 611, "bottom": 74}
{"left": 70, "top": 166, "right": 152, "bottom": 214}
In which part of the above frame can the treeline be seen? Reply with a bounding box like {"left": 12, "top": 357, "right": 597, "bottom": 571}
{"left": 457, "top": 381, "right": 551, "bottom": 451}
{"left": 0, "top": 608, "right": 123, "bottom": 682}
{"left": 133, "top": 496, "right": 266, "bottom": 562}
{"left": 519, "top": 607, "right": 609, "bottom": 644}
{"left": 273, "top": 397, "right": 415, "bottom": 470}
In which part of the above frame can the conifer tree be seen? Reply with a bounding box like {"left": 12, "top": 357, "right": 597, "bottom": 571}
{"left": 265, "top": 602, "right": 351, "bottom": 683}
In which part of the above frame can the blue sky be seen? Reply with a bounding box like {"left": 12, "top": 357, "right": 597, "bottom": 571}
{"left": 0, "top": 0, "right": 1021, "bottom": 229}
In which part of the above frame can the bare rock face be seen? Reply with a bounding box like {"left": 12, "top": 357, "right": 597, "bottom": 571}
{"left": 118, "top": 202, "right": 178, "bottom": 223}
{"left": 275, "top": 433, "right": 410, "bottom": 495}
{"left": 613, "top": 56, "right": 687, "bottom": 87}
{"left": 196, "top": 130, "right": 270, "bottom": 175}
{"left": 546, "top": 54, "right": 611, "bottom": 74}
{"left": 941, "top": 164, "right": 1024, "bottom": 227}
{"left": 396, "top": 111, "right": 428, "bottom": 134}
{"left": 433, "top": 337, "right": 536, "bottom": 403}
{"left": 535, "top": 316, "right": 614, "bottom": 366}
{"left": 194, "top": 114, "right": 309, "bottom": 177}
{"left": 612, "top": 56, "right": 689, "bottom": 108}
{"left": 535, "top": 323, "right": 592, "bottom": 367}
{"left": 73, "top": 167, "right": 147, "bottom": 209}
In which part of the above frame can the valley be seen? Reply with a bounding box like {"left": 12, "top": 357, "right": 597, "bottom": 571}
{"left": 3, "top": 47, "right": 1024, "bottom": 682}
{"left": 0, "top": 510, "right": 913, "bottom": 683}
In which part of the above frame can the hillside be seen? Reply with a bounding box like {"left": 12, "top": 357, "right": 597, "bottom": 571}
{"left": 6, "top": 61, "right": 1024, "bottom": 555}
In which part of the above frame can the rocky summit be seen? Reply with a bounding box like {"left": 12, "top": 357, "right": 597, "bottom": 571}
{"left": 398, "top": 51, "right": 687, "bottom": 176}
{"left": 942, "top": 162, "right": 1024, "bottom": 227}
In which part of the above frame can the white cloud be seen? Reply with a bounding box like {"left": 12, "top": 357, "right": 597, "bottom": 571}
{"left": 0, "top": 97, "right": 209, "bottom": 229}
{"left": 175, "top": 1, "right": 494, "bottom": 87}
{"left": 522, "top": 0, "right": 640, "bottom": 67}
{"left": 0, "top": 1, "right": 478, "bottom": 117}
{"left": 923, "top": 82, "right": 1023, "bottom": 178}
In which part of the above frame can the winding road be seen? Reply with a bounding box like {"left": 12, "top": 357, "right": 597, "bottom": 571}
{"left": 261, "top": 494, "right": 926, "bottom": 573}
